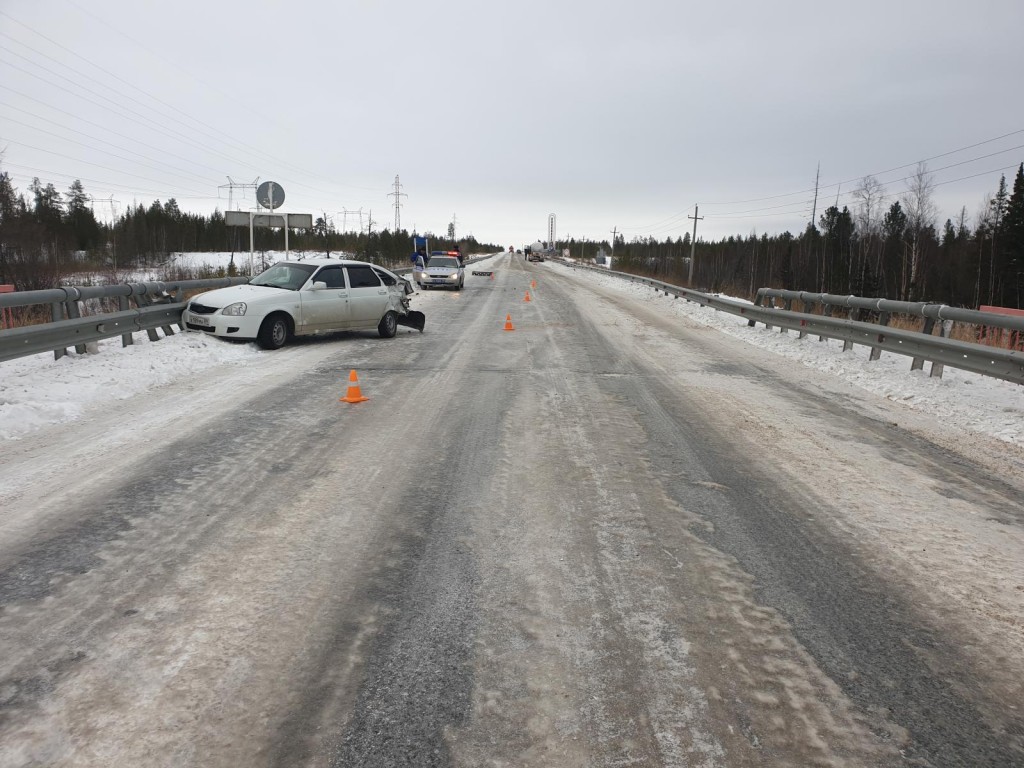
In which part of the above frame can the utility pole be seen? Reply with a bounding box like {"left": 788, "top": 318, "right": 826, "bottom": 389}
{"left": 218, "top": 176, "right": 259, "bottom": 211}
{"left": 810, "top": 162, "right": 820, "bottom": 230}
{"left": 687, "top": 206, "right": 703, "bottom": 285}
{"left": 610, "top": 226, "right": 618, "bottom": 261}
{"left": 387, "top": 175, "right": 407, "bottom": 232}
{"left": 366, "top": 209, "right": 375, "bottom": 235}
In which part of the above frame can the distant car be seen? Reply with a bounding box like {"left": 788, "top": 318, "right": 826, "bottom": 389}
{"left": 418, "top": 253, "right": 465, "bottom": 290}
{"left": 183, "top": 258, "right": 424, "bottom": 349}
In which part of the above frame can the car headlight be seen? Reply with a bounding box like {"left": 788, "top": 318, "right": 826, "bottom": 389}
{"left": 221, "top": 302, "right": 247, "bottom": 316}
{"left": 450, "top": 273, "right": 458, "bottom": 279}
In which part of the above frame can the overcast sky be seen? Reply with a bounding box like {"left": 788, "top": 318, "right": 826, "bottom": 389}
{"left": 1, "top": 0, "right": 1023, "bottom": 248}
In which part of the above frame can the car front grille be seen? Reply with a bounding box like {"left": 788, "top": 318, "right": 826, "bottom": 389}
{"left": 188, "top": 302, "right": 218, "bottom": 315}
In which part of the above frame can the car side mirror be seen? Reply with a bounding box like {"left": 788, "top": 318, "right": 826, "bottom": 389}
{"left": 311, "top": 281, "right": 327, "bottom": 291}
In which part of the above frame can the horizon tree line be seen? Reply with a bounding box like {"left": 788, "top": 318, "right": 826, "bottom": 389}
{"left": 561, "top": 163, "right": 1024, "bottom": 310}
{"left": 2, "top": 161, "right": 1023, "bottom": 309}
{"left": 0, "top": 168, "right": 497, "bottom": 291}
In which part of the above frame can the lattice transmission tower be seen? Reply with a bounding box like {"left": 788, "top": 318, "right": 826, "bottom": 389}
{"left": 387, "top": 175, "right": 407, "bottom": 231}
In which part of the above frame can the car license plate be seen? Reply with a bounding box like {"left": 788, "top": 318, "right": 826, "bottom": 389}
{"left": 432, "top": 278, "right": 446, "bottom": 284}
{"left": 190, "top": 315, "right": 210, "bottom": 326}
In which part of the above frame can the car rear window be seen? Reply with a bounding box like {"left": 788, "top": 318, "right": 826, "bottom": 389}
{"left": 428, "top": 257, "right": 459, "bottom": 268}
{"left": 372, "top": 268, "right": 397, "bottom": 286}
{"left": 346, "top": 265, "right": 382, "bottom": 288}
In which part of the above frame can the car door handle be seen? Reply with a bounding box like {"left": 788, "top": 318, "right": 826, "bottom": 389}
{"left": 378, "top": 290, "right": 387, "bottom": 295}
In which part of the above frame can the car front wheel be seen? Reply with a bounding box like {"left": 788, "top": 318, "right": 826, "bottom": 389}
{"left": 257, "top": 314, "right": 291, "bottom": 349}
{"left": 378, "top": 310, "right": 398, "bottom": 338}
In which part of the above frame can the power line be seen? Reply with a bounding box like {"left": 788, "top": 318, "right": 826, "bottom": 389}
{"left": 619, "top": 127, "right": 1024, "bottom": 236}
{"left": 2, "top": 140, "right": 214, "bottom": 197}
{"left": 0, "top": 113, "right": 221, "bottom": 187}
{"left": 702, "top": 128, "right": 1024, "bottom": 207}
{"left": 0, "top": 98, "right": 232, "bottom": 178}
{"left": 2, "top": 164, "right": 218, "bottom": 200}
{"left": 0, "top": 10, "right": 379, "bottom": 195}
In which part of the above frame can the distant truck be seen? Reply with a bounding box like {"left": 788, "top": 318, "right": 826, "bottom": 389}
{"left": 526, "top": 240, "right": 547, "bottom": 262}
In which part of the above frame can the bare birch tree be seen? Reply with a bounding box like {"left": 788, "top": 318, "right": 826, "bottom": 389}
{"left": 902, "top": 162, "right": 937, "bottom": 300}
{"left": 852, "top": 175, "right": 886, "bottom": 292}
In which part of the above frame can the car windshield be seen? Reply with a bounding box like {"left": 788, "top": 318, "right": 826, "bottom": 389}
{"left": 427, "top": 257, "right": 460, "bottom": 269}
{"left": 250, "top": 262, "right": 317, "bottom": 291}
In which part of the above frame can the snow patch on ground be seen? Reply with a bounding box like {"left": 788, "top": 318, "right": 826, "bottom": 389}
{"left": 556, "top": 262, "right": 1024, "bottom": 447}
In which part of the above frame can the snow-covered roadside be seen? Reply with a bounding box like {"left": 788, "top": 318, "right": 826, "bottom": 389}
{"left": 554, "top": 262, "right": 1024, "bottom": 447}
{"left": 0, "top": 253, "right": 498, "bottom": 441}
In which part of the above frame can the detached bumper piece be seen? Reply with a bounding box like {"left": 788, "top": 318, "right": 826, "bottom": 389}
{"left": 472, "top": 271, "right": 493, "bottom": 276}
{"left": 397, "top": 310, "right": 426, "bottom": 333}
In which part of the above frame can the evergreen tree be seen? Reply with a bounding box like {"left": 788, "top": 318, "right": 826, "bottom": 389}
{"left": 1000, "top": 163, "right": 1024, "bottom": 307}
{"left": 987, "top": 174, "right": 1009, "bottom": 304}
{"left": 30, "top": 178, "right": 63, "bottom": 235}
{"left": 65, "top": 179, "right": 101, "bottom": 252}
{"left": 882, "top": 201, "right": 907, "bottom": 298}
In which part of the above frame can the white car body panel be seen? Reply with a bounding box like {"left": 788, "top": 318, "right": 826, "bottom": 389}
{"left": 182, "top": 259, "right": 409, "bottom": 343}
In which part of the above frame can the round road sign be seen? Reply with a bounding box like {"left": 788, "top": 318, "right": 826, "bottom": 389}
{"left": 256, "top": 181, "right": 285, "bottom": 210}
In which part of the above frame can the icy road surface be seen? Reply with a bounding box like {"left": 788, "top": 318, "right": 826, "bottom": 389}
{"left": 1, "top": 253, "right": 1022, "bottom": 767}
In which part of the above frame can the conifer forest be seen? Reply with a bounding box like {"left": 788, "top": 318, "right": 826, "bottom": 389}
{"left": 2, "top": 163, "right": 1023, "bottom": 310}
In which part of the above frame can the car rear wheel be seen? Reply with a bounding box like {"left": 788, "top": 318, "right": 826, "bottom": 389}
{"left": 257, "top": 314, "right": 291, "bottom": 350}
{"left": 378, "top": 310, "right": 398, "bottom": 338}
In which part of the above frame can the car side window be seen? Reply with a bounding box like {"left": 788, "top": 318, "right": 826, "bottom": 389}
{"left": 372, "top": 268, "right": 397, "bottom": 286}
{"left": 346, "top": 265, "right": 382, "bottom": 288}
{"left": 314, "top": 266, "right": 345, "bottom": 288}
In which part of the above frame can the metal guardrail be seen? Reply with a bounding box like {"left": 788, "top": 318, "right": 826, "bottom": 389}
{"left": 0, "top": 255, "right": 494, "bottom": 365}
{"left": 0, "top": 277, "right": 249, "bottom": 364}
{"left": 559, "top": 261, "right": 1023, "bottom": 385}
{"left": 754, "top": 289, "right": 1024, "bottom": 335}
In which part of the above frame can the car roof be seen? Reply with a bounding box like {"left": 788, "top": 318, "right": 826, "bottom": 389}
{"left": 273, "top": 257, "right": 405, "bottom": 271}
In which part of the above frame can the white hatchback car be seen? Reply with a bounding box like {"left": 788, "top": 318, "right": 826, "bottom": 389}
{"left": 183, "top": 258, "right": 424, "bottom": 349}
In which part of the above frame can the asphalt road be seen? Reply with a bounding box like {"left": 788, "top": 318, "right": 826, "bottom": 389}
{"left": 1, "top": 253, "right": 1022, "bottom": 767}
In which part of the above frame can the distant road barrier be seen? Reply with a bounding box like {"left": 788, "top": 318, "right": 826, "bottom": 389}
{"left": 0, "top": 277, "right": 249, "bottom": 364}
{"left": 558, "top": 261, "right": 1023, "bottom": 385}
{"left": 0, "top": 255, "right": 497, "bottom": 365}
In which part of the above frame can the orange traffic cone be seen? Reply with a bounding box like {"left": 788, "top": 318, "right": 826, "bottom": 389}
{"left": 503, "top": 314, "right": 515, "bottom": 331}
{"left": 490, "top": 272, "right": 495, "bottom": 280}
{"left": 524, "top": 290, "right": 532, "bottom": 302}
{"left": 339, "top": 369, "right": 369, "bottom": 403}
{"left": 531, "top": 280, "right": 536, "bottom": 289}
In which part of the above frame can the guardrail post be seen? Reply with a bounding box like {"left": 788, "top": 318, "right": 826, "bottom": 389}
{"left": 133, "top": 293, "right": 162, "bottom": 342}
{"left": 51, "top": 301, "right": 67, "bottom": 360}
{"left": 119, "top": 295, "right": 134, "bottom": 347}
{"left": 780, "top": 299, "right": 792, "bottom": 333}
{"left": 819, "top": 304, "right": 833, "bottom": 341}
{"left": 911, "top": 317, "right": 936, "bottom": 371}
{"left": 748, "top": 293, "right": 762, "bottom": 327}
{"left": 869, "top": 312, "right": 891, "bottom": 361}
{"left": 64, "top": 297, "right": 88, "bottom": 355}
{"left": 798, "top": 300, "right": 813, "bottom": 338}
{"left": 842, "top": 308, "right": 861, "bottom": 351}
{"left": 929, "top": 320, "right": 953, "bottom": 379}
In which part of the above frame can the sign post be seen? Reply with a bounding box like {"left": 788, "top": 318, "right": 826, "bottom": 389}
{"left": 224, "top": 181, "right": 312, "bottom": 274}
